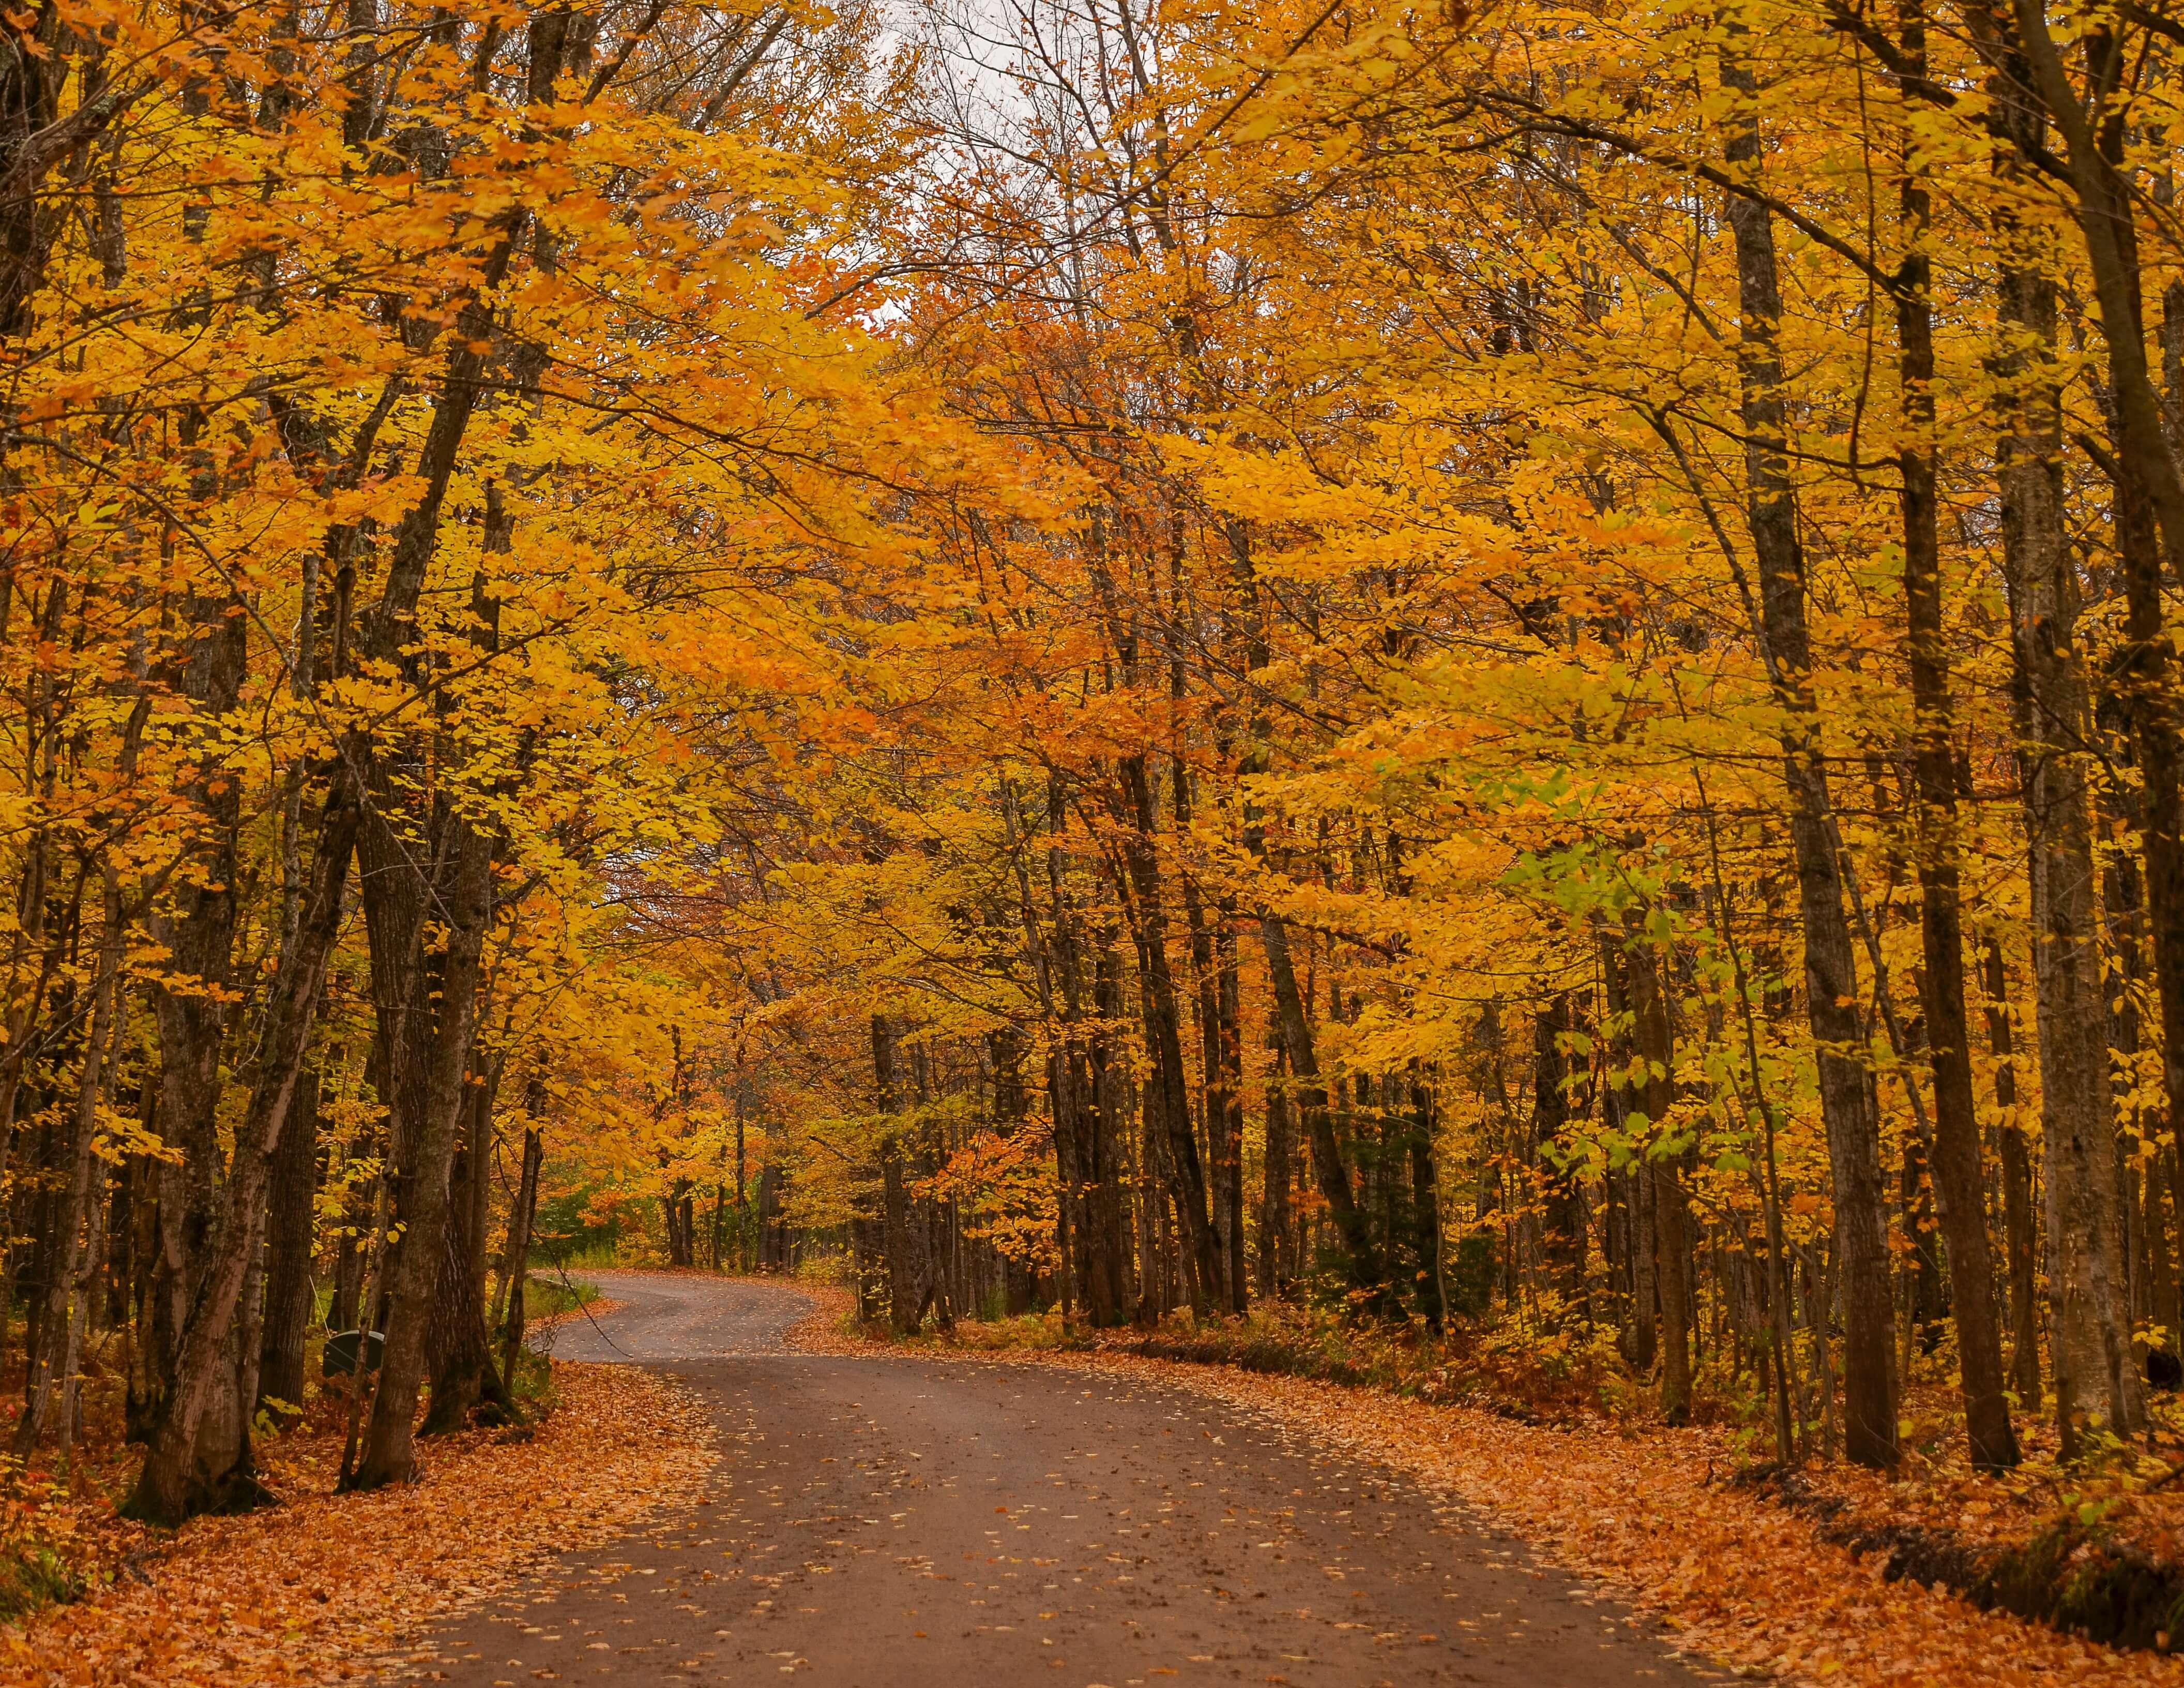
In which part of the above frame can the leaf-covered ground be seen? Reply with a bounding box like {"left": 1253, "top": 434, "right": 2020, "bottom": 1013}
{"left": 2, "top": 1361, "right": 711, "bottom": 1688}
{"left": 14, "top": 1282, "right": 2175, "bottom": 1686}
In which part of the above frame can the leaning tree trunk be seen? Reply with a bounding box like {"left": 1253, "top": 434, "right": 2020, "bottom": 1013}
{"left": 126, "top": 768, "right": 361, "bottom": 1524}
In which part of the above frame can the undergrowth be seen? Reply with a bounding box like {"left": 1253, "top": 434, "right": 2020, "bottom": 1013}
{"left": 0, "top": 1538, "right": 82, "bottom": 1623}
{"left": 523, "top": 1273, "right": 601, "bottom": 1323}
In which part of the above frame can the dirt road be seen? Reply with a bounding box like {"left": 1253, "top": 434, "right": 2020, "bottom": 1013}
{"left": 402, "top": 1273, "right": 1706, "bottom": 1687}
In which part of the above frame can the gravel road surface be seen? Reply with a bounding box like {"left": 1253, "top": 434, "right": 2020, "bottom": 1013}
{"left": 402, "top": 1271, "right": 1707, "bottom": 1687}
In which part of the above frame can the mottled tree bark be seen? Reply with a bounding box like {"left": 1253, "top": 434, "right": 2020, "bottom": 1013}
{"left": 1997, "top": 254, "right": 2144, "bottom": 1438}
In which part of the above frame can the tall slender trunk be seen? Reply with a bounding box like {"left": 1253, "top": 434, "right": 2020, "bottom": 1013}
{"left": 1260, "top": 913, "right": 1389, "bottom": 1310}
{"left": 2107, "top": 338, "right": 2184, "bottom": 1355}
{"left": 497, "top": 1116, "right": 544, "bottom": 1389}
{"left": 16, "top": 864, "right": 124, "bottom": 1455}
{"left": 1601, "top": 941, "right": 1656, "bottom": 1370}
{"left": 1992, "top": 238, "right": 2143, "bottom": 1436}
{"left": 1207, "top": 909, "right": 1247, "bottom": 1314}
{"left": 1535, "top": 996, "right": 1585, "bottom": 1313}
{"left": 1721, "top": 38, "right": 1898, "bottom": 1464}
{"left": 874, "top": 1015, "right": 920, "bottom": 1335}
{"left": 1173, "top": 733, "right": 1239, "bottom": 1316}
{"left": 1089, "top": 942, "right": 1138, "bottom": 1318}
{"left": 1630, "top": 931, "right": 1693, "bottom": 1425}
{"left": 1884, "top": 0, "right": 2019, "bottom": 1470}
{"left": 1116, "top": 756, "right": 1220, "bottom": 1315}
{"left": 1259, "top": 1027, "right": 1293, "bottom": 1299}
{"left": 1408, "top": 1075, "right": 1444, "bottom": 1331}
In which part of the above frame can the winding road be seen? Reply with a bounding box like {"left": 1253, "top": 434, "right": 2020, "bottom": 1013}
{"left": 402, "top": 1273, "right": 1708, "bottom": 1687}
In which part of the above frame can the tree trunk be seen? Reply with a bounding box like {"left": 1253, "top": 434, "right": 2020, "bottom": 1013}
{"left": 1601, "top": 936, "right": 1656, "bottom": 1370}
{"left": 1983, "top": 945, "right": 2044, "bottom": 1402}
{"left": 423, "top": 1053, "right": 507, "bottom": 1435}
{"left": 1116, "top": 757, "right": 1220, "bottom": 1315}
{"left": 1886, "top": 0, "right": 2019, "bottom": 1469}
{"left": 16, "top": 867, "right": 124, "bottom": 1456}
{"left": 255, "top": 1067, "right": 321, "bottom": 1422}
{"left": 1722, "top": 40, "right": 1898, "bottom": 1465}
{"left": 1259, "top": 1027, "right": 1293, "bottom": 1300}
{"left": 2104, "top": 370, "right": 2184, "bottom": 1369}
{"left": 1408, "top": 1076, "right": 1444, "bottom": 1332}
{"left": 1987, "top": 246, "right": 2144, "bottom": 1437}
{"left": 874, "top": 1015, "right": 921, "bottom": 1335}
{"left": 126, "top": 768, "right": 360, "bottom": 1524}
{"left": 1259, "top": 914, "right": 1388, "bottom": 1309}
{"left": 145, "top": 587, "right": 249, "bottom": 1440}
{"left": 1535, "top": 996, "right": 1586, "bottom": 1314}
{"left": 1630, "top": 933, "right": 1693, "bottom": 1425}
{"left": 1214, "top": 914, "right": 1248, "bottom": 1313}
{"left": 497, "top": 1120, "right": 543, "bottom": 1390}
{"left": 347, "top": 815, "right": 495, "bottom": 1490}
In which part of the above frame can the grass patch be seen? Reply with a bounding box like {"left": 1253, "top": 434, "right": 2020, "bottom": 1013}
{"left": 499, "top": 1346, "right": 560, "bottom": 1424}
{"left": 0, "top": 1538, "right": 84, "bottom": 1623}
{"left": 523, "top": 1274, "right": 600, "bottom": 1322}
{"left": 1968, "top": 1517, "right": 2184, "bottom": 1649}
{"left": 534, "top": 1239, "right": 625, "bottom": 1274}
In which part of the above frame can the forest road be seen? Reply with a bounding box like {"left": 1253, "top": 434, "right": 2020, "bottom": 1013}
{"left": 400, "top": 1272, "right": 1711, "bottom": 1688}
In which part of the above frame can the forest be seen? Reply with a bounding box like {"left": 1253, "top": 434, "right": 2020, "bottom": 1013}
{"left": 7, "top": 0, "right": 2184, "bottom": 1677}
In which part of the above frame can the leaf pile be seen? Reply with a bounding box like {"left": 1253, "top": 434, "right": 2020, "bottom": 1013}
{"left": 3, "top": 1362, "right": 713, "bottom": 1688}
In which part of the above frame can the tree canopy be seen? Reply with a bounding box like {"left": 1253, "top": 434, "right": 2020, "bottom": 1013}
{"left": 6, "top": 0, "right": 2184, "bottom": 1525}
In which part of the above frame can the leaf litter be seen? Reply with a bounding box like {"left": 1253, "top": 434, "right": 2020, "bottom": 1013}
{"left": 3, "top": 1362, "right": 712, "bottom": 1688}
